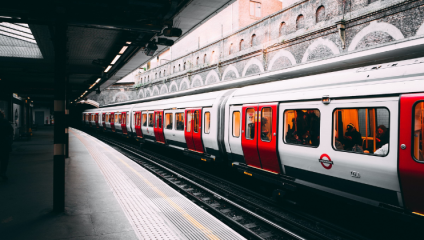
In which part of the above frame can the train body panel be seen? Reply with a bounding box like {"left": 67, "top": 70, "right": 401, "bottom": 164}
{"left": 81, "top": 57, "right": 424, "bottom": 217}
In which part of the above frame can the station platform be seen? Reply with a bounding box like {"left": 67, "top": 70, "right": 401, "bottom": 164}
{"left": 0, "top": 127, "right": 245, "bottom": 240}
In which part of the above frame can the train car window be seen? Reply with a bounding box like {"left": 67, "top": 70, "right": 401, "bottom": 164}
{"left": 165, "top": 113, "right": 173, "bottom": 129}
{"left": 413, "top": 102, "right": 424, "bottom": 161}
{"left": 175, "top": 113, "right": 184, "bottom": 130}
{"left": 284, "top": 109, "right": 320, "bottom": 147}
{"left": 155, "top": 112, "right": 163, "bottom": 129}
{"left": 333, "top": 107, "right": 390, "bottom": 156}
{"left": 187, "top": 112, "right": 192, "bottom": 132}
{"left": 261, "top": 108, "right": 272, "bottom": 142}
{"left": 142, "top": 114, "right": 147, "bottom": 126}
{"left": 193, "top": 110, "right": 199, "bottom": 133}
{"left": 246, "top": 108, "right": 255, "bottom": 140}
{"left": 204, "top": 112, "right": 210, "bottom": 134}
{"left": 233, "top": 111, "right": 240, "bottom": 137}
{"left": 148, "top": 113, "right": 154, "bottom": 127}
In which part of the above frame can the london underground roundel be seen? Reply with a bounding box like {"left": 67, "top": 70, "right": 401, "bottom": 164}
{"left": 319, "top": 154, "right": 334, "bottom": 169}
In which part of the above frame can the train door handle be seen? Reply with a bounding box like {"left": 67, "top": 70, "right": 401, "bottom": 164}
{"left": 273, "top": 133, "right": 276, "bottom": 136}
{"left": 401, "top": 144, "right": 406, "bottom": 150}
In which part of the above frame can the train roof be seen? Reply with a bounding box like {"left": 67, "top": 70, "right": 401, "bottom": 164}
{"left": 227, "top": 57, "right": 424, "bottom": 105}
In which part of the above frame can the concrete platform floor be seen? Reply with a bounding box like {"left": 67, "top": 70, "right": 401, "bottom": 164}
{"left": 0, "top": 126, "right": 138, "bottom": 240}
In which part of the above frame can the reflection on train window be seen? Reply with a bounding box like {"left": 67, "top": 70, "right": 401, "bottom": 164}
{"left": 175, "top": 113, "right": 184, "bottom": 130}
{"left": 333, "top": 108, "right": 390, "bottom": 156}
{"left": 165, "top": 113, "right": 173, "bottom": 130}
{"left": 413, "top": 102, "right": 424, "bottom": 161}
{"left": 246, "top": 108, "right": 255, "bottom": 140}
{"left": 155, "top": 112, "right": 163, "bottom": 128}
{"left": 193, "top": 110, "right": 199, "bottom": 133}
{"left": 148, "top": 113, "right": 154, "bottom": 127}
{"left": 187, "top": 111, "right": 192, "bottom": 132}
{"left": 233, "top": 111, "right": 240, "bottom": 137}
{"left": 204, "top": 112, "right": 210, "bottom": 134}
{"left": 284, "top": 109, "right": 320, "bottom": 147}
{"left": 261, "top": 108, "right": 272, "bottom": 142}
{"left": 142, "top": 114, "right": 147, "bottom": 126}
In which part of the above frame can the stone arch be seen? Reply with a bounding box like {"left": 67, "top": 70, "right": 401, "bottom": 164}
{"left": 301, "top": 38, "right": 340, "bottom": 63}
{"left": 191, "top": 75, "right": 203, "bottom": 88}
{"left": 112, "top": 92, "right": 129, "bottom": 102}
{"left": 268, "top": 50, "right": 297, "bottom": 70}
{"left": 169, "top": 81, "right": 178, "bottom": 93}
{"left": 179, "top": 78, "right": 190, "bottom": 91}
{"left": 160, "top": 84, "right": 168, "bottom": 95}
{"left": 242, "top": 58, "right": 264, "bottom": 77}
{"left": 137, "top": 89, "right": 144, "bottom": 98}
{"left": 416, "top": 21, "right": 424, "bottom": 35}
{"left": 144, "top": 88, "right": 152, "bottom": 98}
{"left": 222, "top": 65, "right": 240, "bottom": 80}
{"left": 205, "top": 70, "right": 220, "bottom": 85}
{"left": 152, "top": 86, "right": 159, "bottom": 96}
{"left": 348, "top": 21, "right": 404, "bottom": 51}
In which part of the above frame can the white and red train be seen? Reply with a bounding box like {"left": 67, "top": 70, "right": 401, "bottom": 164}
{"left": 83, "top": 58, "right": 424, "bottom": 218}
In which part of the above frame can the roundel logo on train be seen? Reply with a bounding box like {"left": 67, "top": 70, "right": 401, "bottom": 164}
{"left": 319, "top": 154, "right": 334, "bottom": 170}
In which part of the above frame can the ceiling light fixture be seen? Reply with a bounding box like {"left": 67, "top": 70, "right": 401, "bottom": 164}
{"left": 95, "top": 78, "right": 101, "bottom": 83}
{"left": 126, "top": 41, "right": 132, "bottom": 44}
{"left": 104, "top": 65, "right": 112, "bottom": 73}
{"left": 111, "top": 55, "right": 121, "bottom": 64}
{"left": 119, "top": 46, "right": 128, "bottom": 54}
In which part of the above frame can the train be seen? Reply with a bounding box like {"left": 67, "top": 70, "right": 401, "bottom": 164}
{"left": 83, "top": 57, "right": 424, "bottom": 218}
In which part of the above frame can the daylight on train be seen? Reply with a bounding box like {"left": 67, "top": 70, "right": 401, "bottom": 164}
{"left": 1, "top": 0, "right": 424, "bottom": 239}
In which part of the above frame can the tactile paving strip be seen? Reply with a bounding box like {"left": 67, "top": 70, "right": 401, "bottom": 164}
{"left": 70, "top": 129, "right": 245, "bottom": 240}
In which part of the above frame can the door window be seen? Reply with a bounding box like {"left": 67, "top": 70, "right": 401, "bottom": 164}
{"left": 204, "top": 112, "right": 210, "bottom": 134}
{"left": 245, "top": 108, "right": 255, "bottom": 140}
{"left": 187, "top": 111, "right": 192, "bottom": 132}
{"left": 233, "top": 111, "right": 240, "bottom": 137}
{"left": 284, "top": 109, "right": 320, "bottom": 147}
{"left": 175, "top": 113, "right": 184, "bottom": 130}
{"left": 148, "top": 113, "right": 154, "bottom": 127}
{"left": 155, "top": 112, "right": 163, "bottom": 128}
{"left": 193, "top": 110, "right": 199, "bottom": 133}
{"left": 332, "top": 108, "right": 389, "bottom": 156}
{"left": 413, "top": 102, "right": 424, "bottom": 161}
{"left": 165, "top": 113, "right": 173, "bottom": 129}
{"left": 142, "top": 114, "right": 147, "bottom": 126}
{"left": 260, "top": 108, "right": 272, "bottom": 142}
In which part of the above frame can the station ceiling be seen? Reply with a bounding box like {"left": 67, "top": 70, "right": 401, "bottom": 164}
{"left": 0, "top": 0, "right": 234, "bottom": 106}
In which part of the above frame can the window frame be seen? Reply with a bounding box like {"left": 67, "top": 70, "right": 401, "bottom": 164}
{"left": 204, "top": 112, "right": 210, "bottom": 134}
{"left": 245, "top": 108, "right": 256, "bottom": 140}
{"left": 232, "top": 111, "right": 241, "bottom": 138}
{"left": 282, "top": 108, "right": 321, "bottom": 148}
{"left": 148, "top": 113, "right": 154, "bottom": 127}
{"left": 260, "top": 107, "right": 272, "bottom": 142}
{"left": 412, "top": 101, "right": 424, "bottom": 163}
{"left": 175, "top": 112, "right": 185, "bottom": 131}
{"left": 331, "top": 107, "right": 391, "bottom": 157}
{"left": 165, "top": 113, "right": 173, "bottom": 130}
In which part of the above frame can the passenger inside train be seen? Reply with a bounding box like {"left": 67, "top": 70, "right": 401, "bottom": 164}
{"left": 176, "top": 113, "right": 184, "bottom": 130}
{"left": 414, "top": 102, "right": 424, "bottom": 161}
{"left": 149, "top": 113, "right": 154, "bottom": 127}
{"left": 284, "top": 109, "right": 320, "bottom": 147}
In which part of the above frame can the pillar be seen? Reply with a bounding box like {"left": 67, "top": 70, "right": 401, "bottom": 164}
{"left": 53, "top": 19, "right": 67, "bottom": 212}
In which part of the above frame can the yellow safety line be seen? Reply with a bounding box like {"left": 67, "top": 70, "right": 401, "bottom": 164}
{"left": 91, "top": 135, "right": 220, "bottom": 240}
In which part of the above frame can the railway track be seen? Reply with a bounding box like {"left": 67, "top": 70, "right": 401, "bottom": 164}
{"left": 87, "top": 130, "right": 368, "bottom": 240}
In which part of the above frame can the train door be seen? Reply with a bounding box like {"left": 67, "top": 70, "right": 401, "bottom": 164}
{"left": 102, "top": 113, "right": 106, "bottom": 130}
{"left": 241, "top": 103, "right": 280, "bottom": 173}
{"left": 228, "top": 106, "right": 244, "bottom": 162}
{"left": 399, "top": 93, "right": 424, "bottom": 214}
{"left": 154, "top": 110, "right": 165, "bottom": 143}
{"left": 134, "top": 111, "right": 143, "bottom": 138}
{"left": 122, "top": 112, "right": 128, "bottom": 135}
{"left": 88, "top": 114, "right": 92, "bottom": 127}
{"left": 185, "top": 109, "right": 204, "bottom": 153}
{"left": 111, "top": 112, "right": 115, "bottom": 132}
{"left": 95, "top": 113, "right": 99, "bottom": 128}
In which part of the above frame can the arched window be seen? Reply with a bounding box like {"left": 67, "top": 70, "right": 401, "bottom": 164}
{"left": 178, "top": 64, "right": 181, "bottom": 71}
{"left": 196, "top": 57, "right": 199, "bottom": 65}
{"left": 148, "top": 75, "right": 150, "bottom": 81}
{"left": 163, "top": 70, "right": 166, "bottom": 76}
{"left": 203, "top": 54, "right": 207, "bottom": 63}
{"left": 159, "top": 71, "right": 162, "bottom": 78}
{"left": 279, "top": 22, "right": 286, "bottom": 37}
{"left": 184, "top": 62, "right": 186, "bottom": 70}
{"left": 251, "top": 34, "right": 256, "bottom": 47}
{"left": 173, "top": 66, "right": 175, "bottom": 73}
{"left": 316, "top": 6, "right": 325, "bottom": 23}
{"left": 239, "top": 39, "right": 244, "bottom": 51}
{"left": 296, "top": 15, "right": 304, "bottom": 30}
{"left": 211, "top": 51, "right": 215, "bottom": 63}
{"left": 155, "top": 73, "right": 157, "bottom": 79}
{"left": 229, "top": 43, "right": 233, "bottom": 55}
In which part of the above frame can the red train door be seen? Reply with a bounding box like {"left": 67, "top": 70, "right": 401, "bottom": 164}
{"left": 95, "top": 113, "right": 99, "bottom": 128}
{"left": 257, "top": 103, "right": 280, "bottom": 173}
{"left": 399, "top": 93, "right": 424, "bottom": 214}
{"left": 102, "top": 113, "right": 106, "bottom": 130}
{"left": 135, "top": 112, "right": 143, "bottom": 138}
{"left": 122, "top": 112, "right": 128, "bottom": 135}
{"left": 111, "top": 112, "right": 115, "bottom": 132}
{"left": 88, "top": 113, "right": 92, "bottom": 127}
{"left": 241, "top": 105, "right": 261, "bottom": 168}
{"left": 184, "top": 109, "right": 204, "bottom": 153}
{"left": 154, "top": 110, "right": 165, "bottom": 143}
